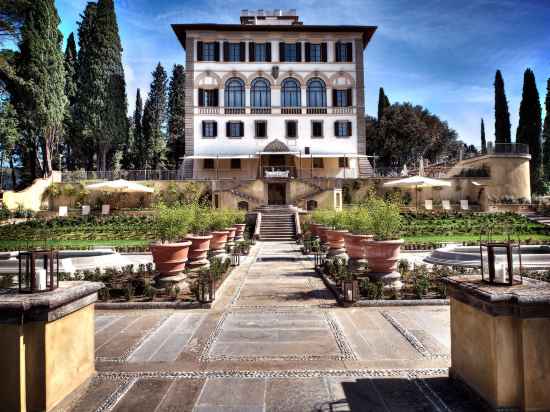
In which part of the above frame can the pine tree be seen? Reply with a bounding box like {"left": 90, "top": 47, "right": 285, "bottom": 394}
{"left": 142, "top": 63, "right": 168, "bottom": 169}
{"left": 16, "top": 0, "right": 67, "bottom": 176}
{"left": 74, "top": 0, "right": 128, "bottom": 171}
{"left": 130, "top": 88, "right": 143, "bottom": 168}
{"left": 0, "top": 101, "right": 19, "bottom": 188}
{"left": 481, "top": 118, "right": 487, "bottom": 154}
{"left": 167, "top": 64, "right": 185, "bottom": 168}
{"left": 541, "top": 79, "right": 550, "bottom": 184}
{"left": 494, "top": 70, "right": 511, "bottom": 145}
{"left": 516, "top": 69, "right": 543, "bottom": 193}
{"left": 377, "top": 87, "right": 390, "bottom": 122}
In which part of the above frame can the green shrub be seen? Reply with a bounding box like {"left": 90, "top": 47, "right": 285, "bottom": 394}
{"left": 366, "top": 197, "right": 402, "bottom": 241}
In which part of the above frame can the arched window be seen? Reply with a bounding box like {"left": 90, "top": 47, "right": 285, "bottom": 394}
{"left": 224, "top": 78, "right": 245, "bottom": 107}
{"left": 250, "top": 78, "right": 271, "bottom": 108}
{"left": 281, "top": 78, "right": 301, "bottom": 107}
{"left": 306, "top": 78, "right": 326, "bottom": 108}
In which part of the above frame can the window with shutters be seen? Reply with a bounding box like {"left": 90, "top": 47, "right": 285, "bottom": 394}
{"left": 335, "top": 42, "right": 353, "bottom": 62}
{"left": 198, "top": 89, "right": 219, "bottom": 107}
{"left": 255, "top": 121, "right": 267, "bottom": 138}
{"left": 310, "top": 44, "right": 321, "bottom": 62}
{"left": 335, "top": 121, "right": 352, "bottom": 137}
{"left": 255, "top": 43, "right": 267, "bottom": 61}
{"left": 204, "top": 159, "right": 215, "bottom": 169}
{"left": 286, "top": 120, "right": 298, "bottom": 138}
{"left": 338, "top": 157, "right": 350, "bottom": 168}
{"left": 281, "top": 43, "right": 300, "bottom": 62}
{"left": 227, "top": 121, "right": 244, "bottom": 138}
{"left": 230, "top": 159, "right": 241, "bottom": 169}
{"left": 311, "top": 121, "right": 323, "bottom": 138}
{"left": 251, "top": 78, "right": 271, "bottom": 109}
{"left": 333, "top": 89, "right": 352, "bottom": 107}
{"left": 227, "top": 43, "right": 242, "bottom": 61}
{"left": 281, "top": 78, "right": 301, "bottom": 108}
{"left": 313, "top": 158, "right": 324, "bottom": 168}
{"left": 202, "top": 121, "right": 217, "bottom": 138}
{"left": 202, "top": 42, "right": 218, "bottom": 61}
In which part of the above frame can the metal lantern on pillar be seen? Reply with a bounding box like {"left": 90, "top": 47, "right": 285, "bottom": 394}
{"left": 231, "top": 249, "right": 241, "bottom": 266}
{"left": 342, "top": 279, "right": 359, "bottom": 303}
{"left": 479, "top": 233, "right": 523, "bottom": 286}
{"left": 18, "top": 250, "right": 59, "bottom": 293}
{"left": 198, "top": 273, "right": 215, "bottom": 303}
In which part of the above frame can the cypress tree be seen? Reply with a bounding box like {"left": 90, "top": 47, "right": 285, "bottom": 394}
{"left": 494, "top": 70, "right": 511, "bottom": 145}
{"left": 63, "top": 32, "right": 77, "bottom": 169}
{"left": 16, "top": 0, "right": 67, "bottom": 176}
{"left": 516, "top": 69, "right": 543, "bottom": 193}
{"left": 131, "top": 88, "right": 143, "bottom": 168}
{"left": 481, "top": 118, "right": 487, "bottom": 154}
{"left": 167, "top": 64, "right": 185, "bottom": 168}
{"left": 377, "top": 87, "right": 390, "bottom": 122}
{"left": 142, "top": 63, "right": 168, "bottom": 169}
{"left": 541, "top": 79, "right": 550, "bottom": 183}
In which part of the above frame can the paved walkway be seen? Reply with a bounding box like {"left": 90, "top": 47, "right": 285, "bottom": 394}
{"left": 57, "top": 241, "right": 483, "bottom": 412}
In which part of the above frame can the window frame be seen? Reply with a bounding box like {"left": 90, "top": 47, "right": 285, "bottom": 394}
{"left": 227, "top": 121, "right": 244, "bottom": 138}
{"left": 311, "top": 120, "right": 324, "bottom": 138}
{"left": 202, "top": 42, "right": 217, "bottom": 61}
{"left": 313, "top": 158, "right": 324, "bottom": 169}
{"left": 251, "top": 78, "right": 271, "bottom": 108}
{"left": 285, "top": 120, "right": 298, "bottom": 139}
{"left": 333, "top": 89, "right": 351, "bottom": 107}
{"left": 335, "top": 41, "right": 353, "bottom": 63}
{"left": 338, "top": 157, "right": 350, "bottom": 168}
{"left": 230, "top": 158, "right": 241, "bottom": 169}
{"left": 203, "top": 158, "right": 215, "bottom": 169}
{"left": 202, "top": 120, "right": 217, "bottom": 138}
{"left": 224, "top": 78, "right": 245, "bottom": 108}
{"left": 335, "top": 120, "right": 352, "bottom": 138}
{"left": 306, "top": 78, "right": 327, "bottom": 108}
{"left": 310, "top": 44, "right": 321, "bottom": 62}
{"left": 284, "top": 43, "right": 298, "bottom": 62}
{"left": 255, "top": 120, "right": 268, "bottom": 139}
{"left": 227, "top": 43, "right": 241, "bottom": 62}
{"left": 281, "top": 78, "right": 301, "bottom": 108}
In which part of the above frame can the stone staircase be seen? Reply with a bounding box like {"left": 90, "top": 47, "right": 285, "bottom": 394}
{"left": 257, "top": 205, "right": 297, "bottom": 241}
{"left": 358, "top": 158, "right": 374, "bottom": 177}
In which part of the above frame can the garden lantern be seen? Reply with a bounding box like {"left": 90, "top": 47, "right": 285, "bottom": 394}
{"left": 303, "top": 238, "right": 312, "bottom": 254}
{"left": 479, "top": 240, "right": 523, "bottom": 286}
{"left": 18, "top": 250, "right": 59, "bottom": 293}
{"left": 342, "top": 279, "right": 359, "bottom": 303}
{"left": 198, "top": 275, "right": 215, "bottom": 303}
{"left": 313, "top": 247, "right": 326, "bottom": 273}
{"left": 231, "top": 249, "right": 241, "bottom": 266}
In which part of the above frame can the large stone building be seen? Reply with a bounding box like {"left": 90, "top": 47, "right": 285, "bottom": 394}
{"left": 172, "top": 10, "right": 377, "bottom": 209}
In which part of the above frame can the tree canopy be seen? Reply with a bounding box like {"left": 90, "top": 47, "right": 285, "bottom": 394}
{"left": 494, "top": 70, "right": 511, "bottom": 144}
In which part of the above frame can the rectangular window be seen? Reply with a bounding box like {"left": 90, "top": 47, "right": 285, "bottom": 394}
{"left": 226, "top": 121, "right": 244, "bottom": 138}
{"left": 286, "top": 120, "right": 298, "bottom": 138}
{"left": 204, "top": 159, "right": 214, "bottom": 169}
{"left": 198, "top": 89, "right": 219, "bottom": 107}
{"left": 335, "top": 41, "right": 353, "bottom": 62}
{"left": 249, "top": 42, "right": 271, "bottom": 62}
{"left": 228, "top": 43, "right": 241, "bottom": 61}
{"left": 202, "top": 42, "right": 218, "bottom": 61}
{"left": 335, "top": 121, "right": 352, "bottom": 137}
{"left": 202, "top": 121, "right": 217, "bottom": 138}
{"left": 338, "top": 157, "right": 350, "bottom": 168}
{"left": 310, "top": 44, "right": 321, "bottom": 62}
{"left": 313, "top": 158, "right": 324, "bottom": 168}
{"left": 280, "top": 42, "right": 301, "bottom": 62}
{"left": 255, "top": 120, "right": 267, "bottom": 138}
{"left": 230, "top": 158, "right": 241, "bottom": 169}
{"left": 311, "top": 121, "right": 323, "bottom": 138}
{"left": 334, "top": 89, "right": 352, "bottom": 107}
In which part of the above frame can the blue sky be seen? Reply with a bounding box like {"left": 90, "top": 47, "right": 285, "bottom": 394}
{"left": 55, "top": 0, "right": 550, "bottom": 146}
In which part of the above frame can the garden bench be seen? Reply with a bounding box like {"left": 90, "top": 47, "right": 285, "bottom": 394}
{"left": 82, "top": 205, "right": 91, "bottom": 216}
{"left": 424, "top": 199, "right": 433, "bottom": 210}
{"left": 101, "top": 204, "right": 110, "bottom": 215}
{"left": 442, "top": 200, "right": 451, "bottom": 211}
{"left": 58, "top": 206, "right": 68, "bottom": 217}
{"left": 460, "top": 199, "right": 469, "bottom": 210}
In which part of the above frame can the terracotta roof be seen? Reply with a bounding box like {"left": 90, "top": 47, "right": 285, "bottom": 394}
{"left": 171, "top": 23, "right": 377, "bottom": 49}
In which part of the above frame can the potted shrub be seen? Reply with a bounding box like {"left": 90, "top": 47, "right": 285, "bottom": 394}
{"left": 362, "top": 197, "right": 404, "bottom": 290}
{"left": 209, "top": 209, "right": 231, "bottom": 259}
{"left": 343, "top": 206, "right": 373, "bottom": 275}
{"left": 150, "top": 204, "right": 192, "bottom": 279}
{"left": 185, "top": 204, "right": 213, "bottom": 272}
{"left": 325, "top": 210, "right": 349, "bottom": 259}
{"left": 311, "top": 209, "right": 333, "bottom": 244}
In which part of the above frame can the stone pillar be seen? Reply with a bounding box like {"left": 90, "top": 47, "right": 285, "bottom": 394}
{"left": 443, "top": 275, "right": 550, "bottom": 411}
{"left": 0, "top": 282, "right": 103, "bottom": 412}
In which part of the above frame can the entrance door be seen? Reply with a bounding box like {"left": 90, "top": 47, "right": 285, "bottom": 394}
{"left": 268, "top": 183, "right": 286, "bottom": 205}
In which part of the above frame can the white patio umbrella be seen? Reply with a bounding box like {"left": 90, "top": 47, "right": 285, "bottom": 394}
{"left": 384, "top": 175, "right": 452, "bottom": 210}
{"left": 85, "top": 179, "right": 154, "bottom": 193}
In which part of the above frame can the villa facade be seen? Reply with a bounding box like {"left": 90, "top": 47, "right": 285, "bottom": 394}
{"left": 172, "top": 10, "right": 377, "bottom": 208}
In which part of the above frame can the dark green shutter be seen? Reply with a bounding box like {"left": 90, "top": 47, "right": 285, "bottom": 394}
{"left": 346, "top": 42, "right": 353, "bottom": 62}
{"left": 304, "top": 43, "right": 311, "bottom": 62}
{"left": 266, "top": 42, "right": 272, "bottom": 62}
{"left": 295, "top": 42, "right": 302, "bottom": 61}
{"left": 334, "top": 122, "right": 339, "bottom": 137}
{"left": 198, "top": 89, "right": 204, "bottom": 106}
{"left": 226, "top": 122, "right": 230, "bottom": 137}
{"left": 347, "top": 121, "right": 352, "bottom": 136}
{"left": 279, "top": 42, "right": 285, "bottom": 62}
{"left": 321, "top": 43, "right": 327, "bottom": 62}
{"left": 249, "top": 42, "right": 255, "bottom": 62}
{"left": 197, "top": 41, "right": 203, "bottom": 61}
{"left": 213, "top": 122, "right": 217, "bottom": 137}
{"left": 332, "top": 89, "right": 337, "bottom": 107}
{"left": 347, "top": 89, "right": 353, "bottom": 106}
{"left": 239, "top": 42, "right": 246, "bottom": 62}
{"left": 214, "top": 42, "right": 220, "bottom": 61}
{"left": 239, "top": 122, "right": 244, "bottom": 137}
{"left": 202, "top": 121, "right": 206, "bottom": 136}
{"left": 223, "top": 41, "right": 229, "bottom": 61}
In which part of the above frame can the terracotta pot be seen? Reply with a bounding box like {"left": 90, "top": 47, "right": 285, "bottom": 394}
{"left": 210, "top": 230, "right": 229, "bottom": 258}
{"left": 326, "top": 229, "right": 349, "bottom": 258}
{"left": 309, "top": 223, "right": 322, "bottom": 237}
{"left": 150, "top": 241, "right": 192, "bottom": 277}
{"left": 363, "top": 239, "right": 404, "bottom": 273}
{"left": 233, "top": 223, "right": 246, "bottom": 241}
{"left": 317, "top": 226, "right": 330, "bottom": 243}
{"left": 185, "top": 234, "right": 213, "bottom": 271}
{"left": 344, "top": 233, "right": 373, "bottom": 260}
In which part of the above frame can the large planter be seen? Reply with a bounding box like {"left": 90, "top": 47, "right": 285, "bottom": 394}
{"left": 210, "top": 230, "right": 229, "bottom": 260}
{"left": 150, "top": 241, "right": 192, "bottom": 278}
{"left": 317, "top": 226, "right": 330, "bottom": 244}
{"left": 185, "top": 234, "right": 213, "bottom": 271}
{"left": 344, "top": 233, "right": 373, "bottom": 274}
{"left": 363, "top": 239, "right": 404, "bottom": 289}
{"left": 309, "top": 223, "right": 322, "bottom": 238}
{"left": 326, "top": 229, "right": 348, "bottom": 259}
{"left": 233, "top": 223, "right": 246, "bottom": 242}
{"left": 224, "top": 227, "right": 236, "bottom": 251}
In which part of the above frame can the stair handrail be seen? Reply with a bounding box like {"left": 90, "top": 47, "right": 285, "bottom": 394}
{"left": 294, "top": 211, "right": 301, "bottom": 241}
{"left": 254, "top": 212, "right": 262, "bottom": 240}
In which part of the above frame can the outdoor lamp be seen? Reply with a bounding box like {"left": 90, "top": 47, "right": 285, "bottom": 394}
{"left": 479, "top": 240, "right": 523, "bottom": 286}
{"left": 199, "top": 275, "right": 215, "bottom": 303}
{"left": 231, "top": 249, "right": 241, "bottom": 266}
{"left": 18, "top": 250, "right": 59, "bottom": 293}
{"left": 342, "top": 279, "right": 359, "bottom": 303}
